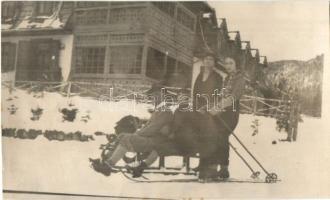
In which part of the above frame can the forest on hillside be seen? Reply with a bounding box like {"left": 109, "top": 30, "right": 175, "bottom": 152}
{"left": 264, "top": 55, "right": 324, "bottom": 117}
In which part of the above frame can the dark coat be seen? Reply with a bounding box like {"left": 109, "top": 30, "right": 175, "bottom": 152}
{"left": 193, "top": 69, "right": 223, "bottom": 111}
{"left": 136, "top": 111, "right": 173, "bottom": 138}
{"left": 172, "top": 110, "right": 220, "bottom": 157}
{"left": 210, "top": 71, "right": 246, "bottom": 166}
{"left": 214, "top": 71, "right": 246, "bottom": 134}
{"left": 168, "top": 70, "right": 224, "bottom": 157}
{"left": 118, "top": 111, "right": 178, "bottom": 156}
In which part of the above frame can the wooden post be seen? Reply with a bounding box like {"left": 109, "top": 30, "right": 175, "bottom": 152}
{"left": 184, "top": 156, "right": 190, "bottom": 172}
{"left": 8, "top": 81, "right": 12, "bottom": 94}
{"left": 13, "top": 41, "right": 19, "bottom": 84}
{"left": 287, "top": 99, "right": 295, "bottom": 142}
{"left": 159, "top": 156, "right": 165, "bottom": 169}
{"left": 292, "top": 102, "right": 299, "bottom": 141}
{"left": 292, "top": 124, "right": 298, "bottom": 141}
{"left": 67, "top": 82, "right": 72, "bottom": 98}
{"left": 163, "top": 51, "right": 168, "bottom": 78}
{"left": 253, "top": 95, "right": 257, "bottom": 115}
{"left": 141, "top": 43, "right": 149, "bottom": 77}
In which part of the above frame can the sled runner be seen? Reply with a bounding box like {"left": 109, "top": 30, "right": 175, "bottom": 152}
{"left": 122, "top": 176, "right": 274, "bottom": 184}
{"left": 119, "top": 168, "right": 279, "bottom": 184}
{"left": 89, "top": 158, "right": 278, "bottom": 184}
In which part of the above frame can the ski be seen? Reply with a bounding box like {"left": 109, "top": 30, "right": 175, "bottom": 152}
{"left": 123, "top": 176, "right": 270, "bottom": 184}
{"left": 119, "top": 170, "right": 274, "bottom": 183}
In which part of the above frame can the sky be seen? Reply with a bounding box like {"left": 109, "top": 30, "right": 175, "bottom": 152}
{"left": 209, "top": 1, "right": 328, "bottom": 61}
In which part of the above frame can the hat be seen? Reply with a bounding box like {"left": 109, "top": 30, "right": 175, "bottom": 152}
{"left": 202, "top": 50, "right": 216, "bottom": 58}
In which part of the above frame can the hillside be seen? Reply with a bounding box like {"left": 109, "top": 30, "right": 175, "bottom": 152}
{"left": 264, "top": 55, "right": 324, "bottom": 117}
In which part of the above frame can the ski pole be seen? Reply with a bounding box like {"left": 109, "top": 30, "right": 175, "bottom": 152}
{"left": 229, "top": 142, "right": 260, "bottom": 179}
{"left": 231, "top": 133, "right": 279, "bottom": 183}
{"left": 231, "top": 133, "right": 270, "bottom": 175}
{"left": 217, "top": 116, "right": 278, "bottom": 183}
{"left": 217, "top": 116, "right": 270, "bottom": 174}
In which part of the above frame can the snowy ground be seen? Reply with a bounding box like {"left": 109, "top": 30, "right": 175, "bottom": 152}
{"left": 2, "top": 86, "right": 330, "bottom": 199}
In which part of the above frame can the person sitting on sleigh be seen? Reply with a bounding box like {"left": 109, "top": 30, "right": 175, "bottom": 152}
{"left": 91, "top": 83, "right": 179, "bottom": 177}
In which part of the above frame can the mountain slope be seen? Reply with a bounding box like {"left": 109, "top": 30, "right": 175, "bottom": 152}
{"left": 264, "top": 55, "right": 323, "bottom": 117}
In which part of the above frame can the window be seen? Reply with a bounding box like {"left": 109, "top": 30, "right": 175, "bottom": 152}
{"left": 177, "top": 61, "right": 192, "bottom": 87}
{"left": 146, "top": 47, "right": 166, "bottom": 79}
{"left": 177, "top": 7, "right": 195, "bottom": 31}
{"left": 1, "top": 2, "right": 16, "bottom": 22}
{"left": 165, "top": 56, "right": 176, "bottom": 77}
{"left": 75, "top": 47, "right": 105, "bottom": 74}
{"left": 1, "top": 42, "right": 16, "bottom": 73}
{"left": 109, "top": 46, "right": 142, "bottom": 74}
{"left": 109, "top": 7, "right": 144, "bottom": 24}
{"left": 152, "top": 2, "right": 175, "bottom": 17}
{"left": 76, "top": 9, "right": 107, "bottom": 25}
{"left": 35, "top": 2, "right": 55, "bottom": 16}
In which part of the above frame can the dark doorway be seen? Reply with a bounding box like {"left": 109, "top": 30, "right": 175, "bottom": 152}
{"left": 16, "top": 39, "right": 61, "bottom": 81}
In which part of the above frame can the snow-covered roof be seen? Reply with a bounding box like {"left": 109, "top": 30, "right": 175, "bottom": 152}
{"left": 228, "top": 32, "right": 237, "bottom": 40}
{"left": 203, "top": 13, "right": 212, "bottom": 18}
{"left": 1, "top": 2, "right": 72, "bottom": 33}
{"left": 251, "top": 49, "right": 259, "bottom": 57}
{"left": 14, "top": 16, "right": 64, "bottom": 30}
{"left": 1, "top": 24, "right": 14, "bottom": 30}
{"left": 241, "top": 42, "right": 250, "bottom": 50}
{"left": 259, "top": 56, "right": 268, "bottom": 65}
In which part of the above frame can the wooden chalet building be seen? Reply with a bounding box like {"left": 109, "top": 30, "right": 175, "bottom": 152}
{"left": 2, "top": 1, "right": 218, "bottom": 89}
{"left": 2, "top": 1, "right": 268, "bottom": 93}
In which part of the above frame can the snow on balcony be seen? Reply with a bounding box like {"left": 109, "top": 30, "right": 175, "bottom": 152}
{"left": 15, "top": 16, "right": 64, "bottom": 30}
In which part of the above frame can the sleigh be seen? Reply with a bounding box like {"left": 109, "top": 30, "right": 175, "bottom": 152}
{"left": 91, "top": 130, "right": 279, "bottom": 183}
{"left": 98, "top": 136, "right": 197, "bottom": 175}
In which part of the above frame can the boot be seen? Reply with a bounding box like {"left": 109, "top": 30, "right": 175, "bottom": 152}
{"left": 218, "top": 165, "right": 230, "bottom": 179}
{"left": 198, "top": 164, "right": 218, "bottom": 182}
{"left": 89, "top": 158, "right": 112, "bottom": 176}
{"left": 127, "top": 161, "right": 148, "bottom": 178}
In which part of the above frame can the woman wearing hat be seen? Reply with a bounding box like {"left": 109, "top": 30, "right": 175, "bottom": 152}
{"left": 179, "top": 51, "right": 225, "bottom": 181}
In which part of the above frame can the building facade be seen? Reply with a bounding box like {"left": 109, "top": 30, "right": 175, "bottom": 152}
{"left": 2, "top": 1, "right": 265, "bottom": 91}
{"left": 2, "top": 1, "right": 216, "bottom": 89}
